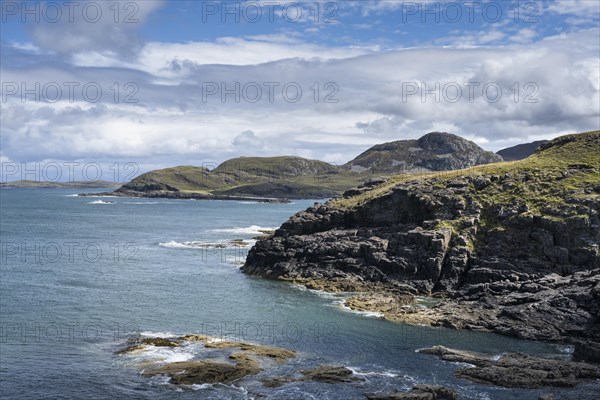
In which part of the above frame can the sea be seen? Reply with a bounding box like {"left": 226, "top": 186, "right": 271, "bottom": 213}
{"left": 1, "top": 188, "right": 597, "bottom": 399}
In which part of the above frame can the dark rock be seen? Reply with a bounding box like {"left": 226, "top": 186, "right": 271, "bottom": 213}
{"left": 420, "top": 346, "right": 600, "bottom": 388}
{"left": 473, "top": 176, "right": 492, "bottom": 190}
{"left": 300, "top": 365, "right": 363, "bottom": 384}
{"left": 573, "top": 341, "right": 600, "bottom": 364}
{"left": 538, "top": 395, "right": 555, "bottom": 400}
{"left": 344, "top": 132, "right": 502, "bottom": 173}
{"left": 243, "top": 132, "right": 600, "bottom": 348}
{"left": 142, "top": 359, "right": 260, "bottom": 385}
{"left": 366, "top": 384, "right": 458, "bottom": 399}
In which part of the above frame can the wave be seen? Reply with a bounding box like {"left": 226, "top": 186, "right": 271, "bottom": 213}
{"left": 139, "top": 331, "right": 177, "bottom": 338}
{"left": 158, "top": 240, "right": 255, "bottom": 250}
{"left": 88, "top": 200, "right": 114, "bottom": 204}
{"left": 335, "top": 300, "right": 385, "bottom": 318}
{"left": 347, "top": 367, "right": 399, "bottom": 378}
{"left": 211, "top": 225, "right": 276, "bottom": 236}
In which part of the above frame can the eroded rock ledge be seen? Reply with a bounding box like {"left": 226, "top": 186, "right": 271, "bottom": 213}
{"left": 418, "top": 345, "right": 600, "bottom": 388}
{"left": 243, "top": 133, "right": 600, "bottom": 352}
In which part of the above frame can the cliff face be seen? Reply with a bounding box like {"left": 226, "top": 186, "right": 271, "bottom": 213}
{"left": 344, "top": 132, "right": 502, "bottom": 173}
{"left": 243, "top": 132, "right": 600, "bottom": 346}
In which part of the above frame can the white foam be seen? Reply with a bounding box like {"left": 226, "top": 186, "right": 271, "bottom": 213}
{"left": 125, "top": 344, "right": 195, "bottom": 365}
{"left": 88, "top": 200, "right": 114, "bottom": 204}
{"left": 190, "top": 383, "right": 214, "bottom": 390}
{"left": 154, "top": 348, "right": 194, "bottom": 363}
{"left": 158, "top": 241, "right": 196, "bottom": 249}
{"left": 139, "top": 331, "right": 176, "bottom": 338}
{"left": 211, "top": 225, "right": 276, "bottom": 236}
{"left": 158, "top": 240, "right": 254, "bottom": 250}
{"left": 557, "top": 345, "right": 575, "bottom": 354}
{"left": 347, "top": 367, "right": 399, "bottom": 378}
{"left": 308, "top": 288, "right": 342, "bottom": 299}
{"left": 336, "top": 301, "right": 385, "bottom": 318}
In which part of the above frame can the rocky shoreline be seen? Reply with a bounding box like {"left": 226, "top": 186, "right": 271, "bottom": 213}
{"left": 118, "top": 334, "right": 599, "bottom": 398}
{"left": 242, "top": 133, "right": 600, "bottom": 364}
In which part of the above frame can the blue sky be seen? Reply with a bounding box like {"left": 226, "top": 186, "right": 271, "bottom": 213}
{"left": 1, "top": 0, "right": 599, "bottom": 180}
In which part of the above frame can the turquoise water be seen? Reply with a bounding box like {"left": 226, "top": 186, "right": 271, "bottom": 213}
{"left": 0, "top": 188, "right": 597, "bottom": 399}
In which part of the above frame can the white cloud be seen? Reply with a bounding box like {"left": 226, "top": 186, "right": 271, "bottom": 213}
{"left": 509, "top": 28, "right": 538, "bottom": 43}
{"left": 547, "top": 0, "right": 600, "bottom": 17}
{"left": 1, "top": 24, "right": 598, "bottom": 172}
{"left": 69, "top": 36, "right": 378, "bottom": 81}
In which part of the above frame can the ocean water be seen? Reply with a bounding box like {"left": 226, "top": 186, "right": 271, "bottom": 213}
{"left": 0, "top": 188, "right": 597, "bottom": 399}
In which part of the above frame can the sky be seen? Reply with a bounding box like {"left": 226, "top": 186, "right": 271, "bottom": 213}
{"left": 1, "top": 0, "right": 599, "bottom": 181}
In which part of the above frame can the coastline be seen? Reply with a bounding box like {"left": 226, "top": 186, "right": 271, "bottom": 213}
{"left": 242, "top": 133, "right": 600, "bottom": 367}
{"left": 77, "top": 190, "right": 292, "bottom": 203}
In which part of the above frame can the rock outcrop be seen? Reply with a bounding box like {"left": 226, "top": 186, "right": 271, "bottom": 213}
{"left": 117, "top": 335, "right": 296, "bottom": 386}
{"left": 243, "top": 131, "right": 600, "bottom": 348}
{"left": 344, "top": 132, "right": 502, "bottom": 173}
{"left": 366, "top": 384, "right": 458, "bottom": 400}
{"left": 418, "top": 346, "right": 600, "bottom": 388}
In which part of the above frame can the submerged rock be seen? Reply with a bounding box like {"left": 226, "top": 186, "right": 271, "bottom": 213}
{"left": 300, "top": 365, "right": 363, "bottom": 384}
{"left": 203, "top": 340, "right": 296, "bottom": 364}
{"left": 260, "top": 365, "right": 364, "bottom": 388}
{"left": 142, "top": 359, "right": 261, "bottom": 385}
{"left": 116, "top": 335, "right": 297, "bottom": 386}
{"left": 115, "top": 337, "right": 180, "bottom": 354}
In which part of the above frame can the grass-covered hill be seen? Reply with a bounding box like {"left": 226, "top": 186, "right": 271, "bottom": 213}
{"left": 112, "top": 132, "right": 507, "bottom": 199}
{"left": 116, "top": 156, "right": 369, "bottom": 199}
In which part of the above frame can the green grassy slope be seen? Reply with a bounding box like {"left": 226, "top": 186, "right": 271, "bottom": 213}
{"left": 333, "top": 131, "right": 600, "bottom": 210}
{"left": 118, "top": 157, "right": 372, "bottom": 198}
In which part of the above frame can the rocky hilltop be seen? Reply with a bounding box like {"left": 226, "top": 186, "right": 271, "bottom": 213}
{"left": 497, "top": 140, "right": 549, "bottom": 161}
{"left": 243, "top": 131, "right": 600, "bottom": 355}
{"left": 93, "top": 132, "right": 505, "bottom": 200}
{"left": 344, "top": 132, "right": 502, "bottom": 173}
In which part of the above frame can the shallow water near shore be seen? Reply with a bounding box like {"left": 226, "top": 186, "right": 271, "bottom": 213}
{"left": 1, "top": 188, "right": 598, "bottom": 399}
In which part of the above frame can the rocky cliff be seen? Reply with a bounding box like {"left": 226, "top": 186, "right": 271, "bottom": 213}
{"left": 243, "top": 131, "right": 600, "bottom": 352}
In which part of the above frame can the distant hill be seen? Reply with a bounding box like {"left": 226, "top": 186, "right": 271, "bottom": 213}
{"left": 496, "top": 140, "right": 549, "bottom": 161}
{"left": 0, "top": 180, "right": 120, "bottom": 189}
{"left": 344, "top": 132, "right": 502, "bottom": 173}
{"left": 100, "top": 132, "right": 507, "bottom": 200}
{"left": 116, "top": 156, "right": 366, "bottom": 199}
